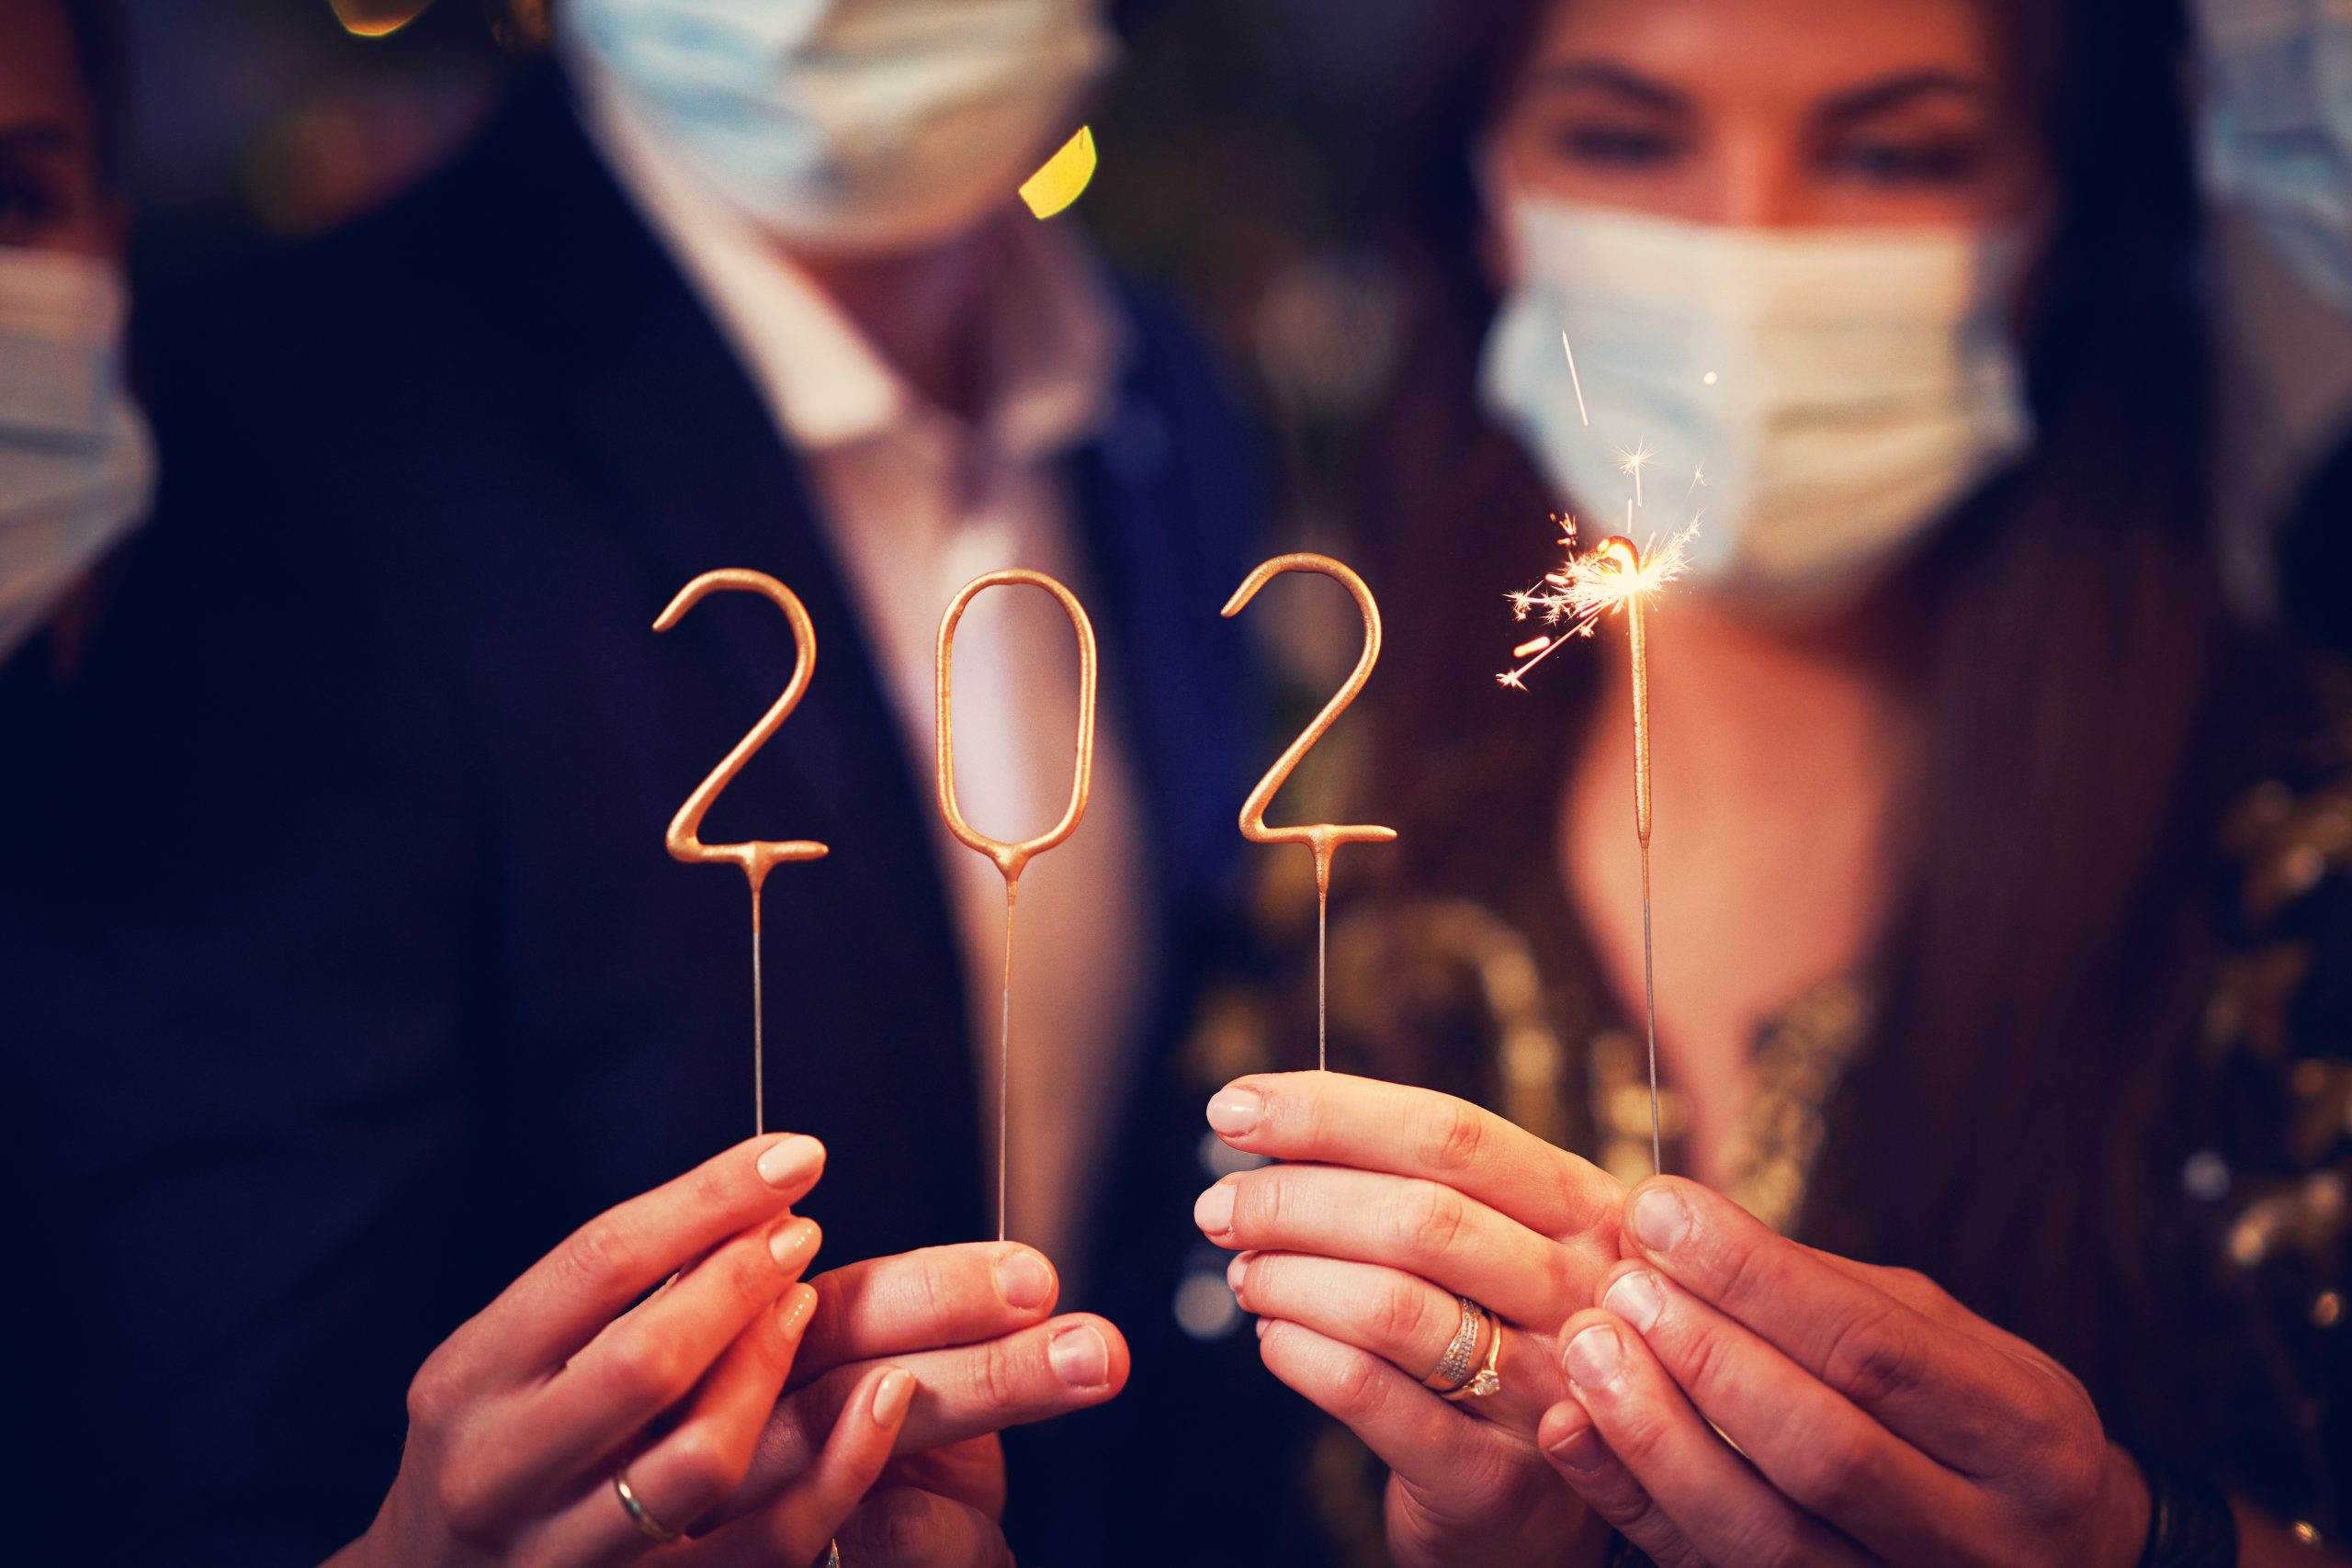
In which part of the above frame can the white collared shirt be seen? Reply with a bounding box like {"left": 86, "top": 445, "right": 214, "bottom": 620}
{"left": 580, "top": 79, "right": 1156, "bottom": 1270}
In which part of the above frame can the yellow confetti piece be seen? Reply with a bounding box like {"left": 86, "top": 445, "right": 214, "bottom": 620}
{"left": 1020, "top": 127, "right": 1097, "bottom": 220}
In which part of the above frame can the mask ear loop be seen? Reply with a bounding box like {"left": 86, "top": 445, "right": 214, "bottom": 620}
{"left": 934, "top": 569, "right": 1098, "bottom": 1243}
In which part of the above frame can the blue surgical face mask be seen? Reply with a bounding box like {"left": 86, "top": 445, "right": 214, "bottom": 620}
{"left": 560, "top": 0, "right": 1118, "bottom": 253}
{"left": 2192, "top": 0, "right": 2352, "bottom": 314}
{"left": 1477, "top": 198, "right": 2034, "bottom": 599}
{"left": 0, "top": 247, "right": 153, "bottom": 665}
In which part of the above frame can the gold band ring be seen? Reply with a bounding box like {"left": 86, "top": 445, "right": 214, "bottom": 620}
{"left": 613, "top": 1470, "right": 685, "bottom": 1546}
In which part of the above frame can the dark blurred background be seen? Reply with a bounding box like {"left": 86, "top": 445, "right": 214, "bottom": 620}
{"left": 122, "top": 0, "right": 1424, "bottom": 553}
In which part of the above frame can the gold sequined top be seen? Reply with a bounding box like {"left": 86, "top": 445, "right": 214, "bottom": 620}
{"left": 1181, "top": 683, "right": 2352, "bottom": 1562}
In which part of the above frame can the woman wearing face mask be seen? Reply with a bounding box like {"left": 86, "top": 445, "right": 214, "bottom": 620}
{"left": 0, "top": 0, "right": 149, "bottom": 678}
{"left": 1189, "top": 0, "right": 2349, "bottom": 1564}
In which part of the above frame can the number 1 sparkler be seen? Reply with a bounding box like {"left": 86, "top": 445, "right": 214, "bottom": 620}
{"left": 1501, "top": 524, "right": 1692, "bottom": 1173}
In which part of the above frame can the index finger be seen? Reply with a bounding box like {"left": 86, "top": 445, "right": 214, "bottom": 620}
{"left": 449, "top": 1133, "right": 826, "bottom": 1386}
{"left": 1621, "top": 1178, "right": 2057, "bottom": 1472}
{"left": 1207, "top": 1072, "right": 1621, "bottom": 1239}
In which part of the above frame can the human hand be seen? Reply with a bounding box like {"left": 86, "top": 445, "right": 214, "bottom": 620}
{"left": 828, "top": 1439, "right": 1015, "bottom": 1568}
{"left": 336, "top": 1132, "right": 920, "bottom": 1568}
{"left": 683, "top": 1237, "right": 1129, "bottom": 1560}
{"left": 1197, "top": 1072, "right": 1625, "bottom": 1568}
{"left": 1540, "top": 1178, "right": 2148, "bottom": 1568}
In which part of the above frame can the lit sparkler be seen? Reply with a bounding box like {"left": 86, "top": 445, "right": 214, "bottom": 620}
{"left": 1497, "top": 515, "right": 1694, "bottom": 688}
{"left": 1498, "top": 521, "right": 1693, "bottom": 1172}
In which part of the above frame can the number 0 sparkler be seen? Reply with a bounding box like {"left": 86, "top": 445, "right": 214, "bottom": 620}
{"left": 936, "top": 569, "right": 1098, "bottom": 1243}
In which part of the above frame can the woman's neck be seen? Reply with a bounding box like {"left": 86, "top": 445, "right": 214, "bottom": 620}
{"left": 1562, "top": 592, "right": 1915, "bottom": 1181}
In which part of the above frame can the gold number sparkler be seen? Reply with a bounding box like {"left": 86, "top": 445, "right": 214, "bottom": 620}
{"left": 1223, "top": 553, "right": 1398, "bottom": 1071}
{"left": 1500, "top": 523, "right": 1692, "bottom": 1173}
{"left": 935, "top": 569, "right": 1098, "bottom": 1243}
{"left": 654, "top": 570, "right": 831, "bottom": 1137}
{"left": 1596, "top": 537, "right": 1662, "bottom": 1173}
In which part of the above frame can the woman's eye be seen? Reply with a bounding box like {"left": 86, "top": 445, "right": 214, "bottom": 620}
{"left": 1820, "top": 136, "right": 1985, "bottom": 187}
{"left": 1550, "top": 121, "right": 1682, "bottom": 169}
{"left": 0, "top": 174, "right": 64, "bottom": 245}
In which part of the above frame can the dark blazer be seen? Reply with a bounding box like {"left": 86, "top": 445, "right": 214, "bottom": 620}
{"left": 5, "top": 72, "right": 1322, "bottom": 1567}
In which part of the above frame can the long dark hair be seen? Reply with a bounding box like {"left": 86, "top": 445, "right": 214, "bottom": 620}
{"left": 1361, "top": 0, "right": 2229, "bottom": 1460}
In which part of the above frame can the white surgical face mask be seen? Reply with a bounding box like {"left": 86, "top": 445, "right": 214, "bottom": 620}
{"left": 2192, "top": 0, "right": 2352, "bottom": 315}
{"left": 560, "top": 0, "right": 1119, "bottom": 253}
{"left": 0, "top": 247, "right": 153, "bottom": 665}
{"left": 1477, "top": 198, "right": 2034, "bottom": 599}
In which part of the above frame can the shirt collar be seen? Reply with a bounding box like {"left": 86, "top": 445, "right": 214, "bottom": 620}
{"left": 571, "top": 66, "right": 1129, "bottom": 463}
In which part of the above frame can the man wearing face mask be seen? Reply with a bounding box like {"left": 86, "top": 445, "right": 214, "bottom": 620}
{"left": 0, "top": 0, "right": 148, "bottom": 684}
{"left": 4, "top": 2, "right": 1283, "bottom": 1563}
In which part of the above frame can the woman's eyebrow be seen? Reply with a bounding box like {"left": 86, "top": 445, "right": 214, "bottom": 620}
{"left": 0, "top": 119, "right": 79, "bottom": 159}
{"left": 1815, "top": 71, "right": 1989, "bottom": 126}
{"left": 1521, "top": 62, "right": 1690, "bottom": 116}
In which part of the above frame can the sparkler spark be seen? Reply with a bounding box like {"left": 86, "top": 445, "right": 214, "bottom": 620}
{"left": 1497, "top": 514, "right": 1696, "bottom": 687}
{"left": 1560, "top": 332, "right": 1590, "bottom": 427}
{"left": 1616, "top": 439, "right": 1657, "bottom": 508}
{"left": 1689, "top": 462, "right": 1705, "bottom": 494}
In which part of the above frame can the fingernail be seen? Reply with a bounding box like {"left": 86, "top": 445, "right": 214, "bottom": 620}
{"left": 1193, "top": 1182, "right": 1236, "bottom": 1235}
{"left": 1226, "top": 1254, "right": 1248, "bottom": 1304}
{"left": 1631, "top": 1186, "right": 1690, "bottom": 1254}
{"left": 1602, "top": 1271, "right": 1664, "bottom": 1335}
{"left": 871, "top": 1367, "right": 915, "bottom": 1426}
{"left": 995, "top": 1248, "right": 1055, "bottom": 1311}
{"left": 1206, "top": 1086, "right": 1264, "bottom": 1137}
{"left": 1565, "top": 1324, "right": 1623, "bottom": 1390}
{"left": 757, "top": 1134, "right": 824, "bottom": 1189}
{"left": 1548, "top": 1423, "right": 1609, "bottom": 1473}
{"left": 769, "top": 1216, "right": 820, "bottom": 1270}
{"left": 1255, "top": 1316, "right": 1270, "bottom": 1339}
{"left": 1048, "top": 1323, "right": 1112, "bottom": 1388}
{"left": 776, "top": 1282, "right": 818, "bottom": 1337}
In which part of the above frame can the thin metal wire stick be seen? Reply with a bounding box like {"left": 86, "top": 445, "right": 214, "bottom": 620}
{"left": 751, "top": 884, "right": 765, "bottom": 1138}
{"left": 998, "top": 880, "right": 1019, "bottom": 1243}
{"left": 1639, "top": 844, "right": 1660, "bottom": 1175}
{"left": 1317, "top": 887, "right": 1329, "bottom": 1072}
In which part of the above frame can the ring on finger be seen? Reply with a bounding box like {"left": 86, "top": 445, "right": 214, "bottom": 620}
{"left": 1442, "top": 1313, "right": 1505, "bottom": 1402}
{"left": 613, "top": 1469, "right": 686, "bottom": 1546}
{"left": 1422, "top": 1295, "right": 1487, "bottom": 1393}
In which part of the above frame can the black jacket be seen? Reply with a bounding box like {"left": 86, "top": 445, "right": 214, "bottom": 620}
{"left": 5, "top": 72, "right": 1325, "bottom": 1567}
